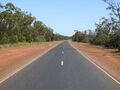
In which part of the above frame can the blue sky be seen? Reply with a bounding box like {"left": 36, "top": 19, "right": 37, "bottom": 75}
{"left": 1, "top": 0, "right": 111, "bottom": 36}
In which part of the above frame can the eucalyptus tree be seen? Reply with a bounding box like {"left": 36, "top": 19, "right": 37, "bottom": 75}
{"left": 0, "top": 2, "right": 64, "bottom": 44}
{"left": 103, "top": 0, "right": 120, "bottom": 50}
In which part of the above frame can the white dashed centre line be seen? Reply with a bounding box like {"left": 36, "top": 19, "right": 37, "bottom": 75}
{"left": 61, "top": 61, "right": 64, "bottom": 66}
{"left": 62, "top": 51, "right": 64, "bottom": 54}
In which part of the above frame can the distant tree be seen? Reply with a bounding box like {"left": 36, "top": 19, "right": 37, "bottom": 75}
{"left": 72, "top": 31, "right": 86, "bottom": 42}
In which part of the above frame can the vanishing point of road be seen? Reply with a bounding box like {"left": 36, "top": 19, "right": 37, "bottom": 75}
{"left": 0, "top": 41, "right": 120, "bottom": 90}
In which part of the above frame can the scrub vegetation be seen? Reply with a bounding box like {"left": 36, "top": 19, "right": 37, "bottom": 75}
{"left": 0, "top": 2, "right": 69, "bottom": 45}
{"left": 72, "top": 0, "right": 120, "bottom": 51}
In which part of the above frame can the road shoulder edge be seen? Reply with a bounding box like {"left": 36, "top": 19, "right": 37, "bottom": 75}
{"left": 69, "top": 41, "right": 120, "bottom": 85}
{"left": 0, "top": 42, "right": 62, "bottom": 84}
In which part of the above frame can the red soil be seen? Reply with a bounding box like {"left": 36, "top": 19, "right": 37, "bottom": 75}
{"left": 72, "top": 42, "right": 120, "bottom": 82}
{"left": 0, "top": 42, "right": 59, "bottom": 80}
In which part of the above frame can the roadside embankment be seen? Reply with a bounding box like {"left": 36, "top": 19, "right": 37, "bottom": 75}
{"left": 0, "top": 41, "right": 61, "bottom": 82}
{"left": 71, "top": 42, "right": 120, "bottom": 82}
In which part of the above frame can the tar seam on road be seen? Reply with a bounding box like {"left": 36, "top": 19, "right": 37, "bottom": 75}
{"left": 0, "top": 42, "right": 62, "bottom": 84}
{"left": 69, "top": 41, "right": 120, "bottom": 85}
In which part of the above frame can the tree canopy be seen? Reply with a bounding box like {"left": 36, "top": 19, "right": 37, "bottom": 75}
{"left": 72, "top": 0, "right": 120, "bottom": 51}
{"left": 0, "top": 2, "right": 67, "bottom": 44}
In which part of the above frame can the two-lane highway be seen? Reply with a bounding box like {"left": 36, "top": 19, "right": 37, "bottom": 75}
{"left": 0, "top": 41, "right": 120, "bottom": 90}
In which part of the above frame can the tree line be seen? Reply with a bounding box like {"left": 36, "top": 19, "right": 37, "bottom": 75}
{"left": 0, "top": 2, "right": 68, "bottom": 44}
{"left": 72, "top": 0, "right": 120, "bottom": 51}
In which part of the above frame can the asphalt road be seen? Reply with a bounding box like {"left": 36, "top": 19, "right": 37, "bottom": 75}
{"left": 0, "top": 41, "right": 120, "bottom": 90}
